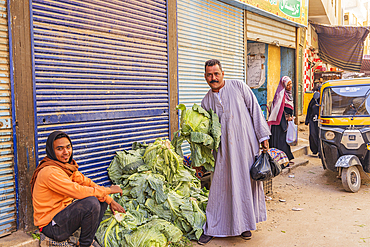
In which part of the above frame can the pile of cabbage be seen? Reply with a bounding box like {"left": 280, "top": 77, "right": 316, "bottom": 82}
{"left": 96, "top": 139, "right": 209, "bottom": 247}
{"left": 95, "top": 104, "right": 221, "bottom": 247}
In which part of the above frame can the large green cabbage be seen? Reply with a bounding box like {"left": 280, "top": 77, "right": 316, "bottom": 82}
{"left": 172, "top": 104, "right": 221, "bottom": 171}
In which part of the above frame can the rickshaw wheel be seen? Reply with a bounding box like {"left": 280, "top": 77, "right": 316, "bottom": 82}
{"left": 341, "top": 166, "right": 361, "bottom": 193}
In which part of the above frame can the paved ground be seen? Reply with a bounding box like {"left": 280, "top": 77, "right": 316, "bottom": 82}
{"left": 0, "top": 121, "right": 311, "bottom": 247}
{"left": 194, "top": 141, "right": 370, "bottom": 246}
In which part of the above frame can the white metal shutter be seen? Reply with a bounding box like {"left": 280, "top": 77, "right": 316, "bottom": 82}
{"left": 178, "top": 0, "right": 244, "bottom": 154}
{"left": 32, "top": 0, "right": 169, "bottom": 185}
{"left": 178, "top": 0, "right": 244, "bottom": 108}
{"left": 246, "top": 11, "right": 296, "bottom": 49}
{"left": 0, "top": 0, "right": 16, "bottom": 235}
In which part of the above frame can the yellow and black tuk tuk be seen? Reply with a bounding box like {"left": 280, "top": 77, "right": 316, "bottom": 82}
{"left": 319, "top": 78, "right": 370, "bottom": 192}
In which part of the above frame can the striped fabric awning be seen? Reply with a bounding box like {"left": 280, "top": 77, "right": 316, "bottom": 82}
{"left": 312, "top": 24, "right": 370, "bottom": 72}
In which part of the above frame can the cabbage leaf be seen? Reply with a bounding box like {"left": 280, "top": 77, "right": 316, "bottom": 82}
{"left": 172, "top": 104, "right": 221, "bottom": 171}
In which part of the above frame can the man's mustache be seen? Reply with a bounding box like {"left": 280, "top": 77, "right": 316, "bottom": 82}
{"left": 210, "top": 80, "right": 218, "bottom": 84}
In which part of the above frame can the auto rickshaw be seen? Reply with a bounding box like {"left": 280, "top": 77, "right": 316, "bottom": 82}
{"left": 318, "top": 78, "right": 370, "bottom": 192}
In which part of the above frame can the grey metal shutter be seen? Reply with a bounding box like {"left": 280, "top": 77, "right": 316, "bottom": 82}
{"left": 178, "top": 0, "right": 244, "bottom": 108}
{"left": 32, "top": 0, "right": 169, "bottom": 185}
{"left": 177, "top": 0, "right": 244, "bottom": 153}
{"left": 246, "top": 11, "right": 296, "bottom": 49}
{"left": 0, "top": 0, "right": 16, "bottom": 235}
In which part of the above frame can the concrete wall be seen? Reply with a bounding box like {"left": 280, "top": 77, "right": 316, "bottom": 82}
{"left": 324, "top": 0, "right": 340, "bottom": 25}
{"left": 309, "top": 0, "right": 341, "bottom": 25}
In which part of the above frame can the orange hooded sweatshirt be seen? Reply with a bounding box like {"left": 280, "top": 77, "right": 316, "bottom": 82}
{"left": 32, "top": 166, "right": 113, "bottom": 228}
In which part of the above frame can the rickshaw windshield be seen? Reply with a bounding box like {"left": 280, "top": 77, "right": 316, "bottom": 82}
{"left": 321, "top": 85, "right": 370, "bottom": 117}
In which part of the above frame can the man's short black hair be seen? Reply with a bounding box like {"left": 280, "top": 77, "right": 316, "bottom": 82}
{"left": 205, "top": 59, "right": 222, "bottom": 72}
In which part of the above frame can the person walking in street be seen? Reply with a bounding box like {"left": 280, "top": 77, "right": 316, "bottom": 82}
{"left": 268, "top": 76, "right": 295, "bottom": 164}
{"left": 305, "top": 85, "right": 321, "bottom": 156}
{"left": 198, "top": 59, "right": 271, "bottom": 245}
{"left": 30, "top": 131, "right": 125, "bottom": 247}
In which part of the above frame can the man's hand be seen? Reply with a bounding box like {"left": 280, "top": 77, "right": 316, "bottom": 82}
{"left": 109, "top": 185, "right": 123, "bottom": 196}
{"left": 261, "top": 140, "right": 269, "bottom": 152}
{"left": 109, "top": 200, "right": 126, "bottom": 214}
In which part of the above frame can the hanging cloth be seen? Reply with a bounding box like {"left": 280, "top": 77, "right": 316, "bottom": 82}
{"left": 312, "top": 24, "right": 370, "bottom": 72}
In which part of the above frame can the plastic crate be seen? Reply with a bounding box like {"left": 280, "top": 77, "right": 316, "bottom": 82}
{"left": 263, "top": 179, "right": 273, "bottom": 195}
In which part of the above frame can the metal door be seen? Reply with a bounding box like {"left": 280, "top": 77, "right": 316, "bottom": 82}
{"left": 246, "top": 11, "right": 296, "bottom": 49}
{"left": 177, "top": 0, "right": 244, "bottom": 154}
{"left": 177, "top": 0, "right": 244, "bottom": 109}
{"left": 32, "top": 0, "right": 169, "bottom": 185}
{"left": 0, "top": 0, "right": 16, "bottom": 236}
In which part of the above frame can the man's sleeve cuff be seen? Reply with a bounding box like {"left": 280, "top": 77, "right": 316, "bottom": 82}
{"left": 259, "top": 136, "right": 270, "bottom": 143}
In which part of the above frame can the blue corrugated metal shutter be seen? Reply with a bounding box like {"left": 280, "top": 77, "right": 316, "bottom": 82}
{"left": 177, "top": 0, "right": 244, "bottom": 153}
{"left": 0, "top": 0, "right": 16, "bottom": 236}
{"left": 32, "top": 0, "right": 169, "bottom": 185}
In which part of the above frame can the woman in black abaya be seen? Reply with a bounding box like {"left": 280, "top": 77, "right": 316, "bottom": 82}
{"left": 268, "top": 76, "right": 294, "bottom": 162}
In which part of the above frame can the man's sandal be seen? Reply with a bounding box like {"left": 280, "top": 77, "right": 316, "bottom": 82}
{"left": 241, "top": 231, "right": 252, "bottom": 240}
{"left": 197, "top": 234, "right": 214, "bottom": 245}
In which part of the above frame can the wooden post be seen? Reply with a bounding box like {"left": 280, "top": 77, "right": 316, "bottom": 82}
{"left": 167, "top": 0, "right": 179, "bottom": 139}
{"left": 10, "top": 0, "right": 37, "bottom": 231}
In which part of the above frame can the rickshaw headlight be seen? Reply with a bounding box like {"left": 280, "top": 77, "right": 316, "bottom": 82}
{"left": 325, "top": 131, "right": 335, "bottom": 140}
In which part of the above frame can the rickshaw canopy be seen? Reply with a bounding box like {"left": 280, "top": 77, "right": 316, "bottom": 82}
{"left": 319, "top": 78, "right": 370, "bottom": 126}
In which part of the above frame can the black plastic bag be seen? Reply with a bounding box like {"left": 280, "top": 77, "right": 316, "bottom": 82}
{"left": 250, "top": 151, "right": 282, "bottom": 181}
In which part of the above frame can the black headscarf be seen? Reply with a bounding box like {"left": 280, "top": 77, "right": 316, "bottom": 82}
{"left": 46, "top": 130, "right": 73, "bottom": 163}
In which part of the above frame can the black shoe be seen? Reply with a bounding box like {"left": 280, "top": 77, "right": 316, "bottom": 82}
{"left": 197, "top": 234, "right": 214, "bottom": 245}
{"left": 241, "top": 230, "right": 252, "bottom": 240}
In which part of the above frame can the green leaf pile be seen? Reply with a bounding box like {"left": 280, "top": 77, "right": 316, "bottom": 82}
{"left": 96, "top": 138, "right": 209, "bottom": 247}
{"left": 172, "top": 103, "right": 221, "bottom": 171}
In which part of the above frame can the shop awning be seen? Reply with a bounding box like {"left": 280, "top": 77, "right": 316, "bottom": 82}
{"left": 312, "top": 24, "right": 370, "bottom": 72}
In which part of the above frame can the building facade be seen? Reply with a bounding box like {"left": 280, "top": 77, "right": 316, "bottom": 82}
{"left": 9, "top": 0, "right": 178, "bottom": 233}
{"left": 177, "top": 0, "right": 308, "bottom": 121}
{"left": 303, "top": 0, "right": 343, "bottom": 114}
{"left": 5, "top": 0, "right": 310, "bottom": 234}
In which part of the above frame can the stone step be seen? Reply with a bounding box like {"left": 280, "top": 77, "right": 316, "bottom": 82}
{"left": 291, "top": 144, "right": 309, "bottom": 158}
{"left": 0, "top": 231, "right": 38, "bottom": 247}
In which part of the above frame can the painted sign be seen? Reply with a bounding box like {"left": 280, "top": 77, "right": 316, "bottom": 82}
{"left": 280, "top": 0, "right": 300, "bottom": 18}
{"left": 238, "top": 0, "right": 308, "bottom": 26}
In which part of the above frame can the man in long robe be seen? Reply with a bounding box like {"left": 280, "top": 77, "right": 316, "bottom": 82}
{"left": 198, "top": 59, "right": 271, "bottom": 245}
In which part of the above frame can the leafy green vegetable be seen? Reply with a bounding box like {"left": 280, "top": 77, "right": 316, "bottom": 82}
{"left": 143, "top": 139, "right": 182, "bottom": 185}
{"left": 169, "top": 236, "right": 193, "bottom": 247}
{"left": 96, "top": 208, "right": 150, "bottom": 247}
{"left": 172, "top": 104, "right": 221, "bottom": 171}
{"left": 32, "top": 233, "right": 40, "bottom": 240}
{"left": 125, "top": 219, "right": 182, "bottom": 247}
{"left": 98, "top": 139, "right": 209, "bottom": 246}
{"left": 107, "top": 148, "right": 148, "bottom": 185}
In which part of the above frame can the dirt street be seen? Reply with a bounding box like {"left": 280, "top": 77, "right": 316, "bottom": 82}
{"left": 194, "top": 154, "right": 370, "bottom": 247}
